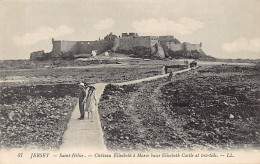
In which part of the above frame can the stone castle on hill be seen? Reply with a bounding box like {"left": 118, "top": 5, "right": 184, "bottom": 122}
{"left": 30, "top": 32, "right": 203, "bottom": 60}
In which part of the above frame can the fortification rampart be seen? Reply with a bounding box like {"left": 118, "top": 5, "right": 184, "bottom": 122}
{"left": 77, "top": 40, "right": 113, "bottom": 54}
{"left": 159, "top": 36, "right": 174, "bottom": 43}
{"left": 51, "top": 40, "right": 78, "bottom": 57}
{"left": 60, "top": 41, "right": 78, "bottom": 54}
{"left": 51, "top": 40, "right": 113, "bottom": 57}
{"left": 30, "top": 50, "right": 45, "bottom": 60}
{"left": 48, "top": 32, "right": 202, "bottom": 59}
{"left": 149, "top": 36, "right": 159, "bottom": 54}
{"left": 182, "top": 42, "right": 201, "bottom": 51}
{"left": 113, "top": 36, "right": 152, "bottom": 51}
{"left": 166, "top": 42, "right": 183, "bottom": 51}
{"left": 50, "top": 33, "right": 116, "bottom": 57}
{"left": 165, "top": 42, "right": 202, "bottom": 52}
{"left": 122, "top": 32, "right": 138, "bottom": 37}
{"left": 51, "top": 40, "right": 62, "bottom": 57}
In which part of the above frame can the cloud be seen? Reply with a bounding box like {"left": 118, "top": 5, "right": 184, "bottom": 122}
{"left": 13, "top": 25, "right": 74, "bottom": 46}
{"left": 131, "top": 18, "right": 204, "bottom": 35}
{"left": 222, "top": 37, "right": 260, "bottom": 53}
{"left": 94, "top": 18, "right": 115, "bottom": 30}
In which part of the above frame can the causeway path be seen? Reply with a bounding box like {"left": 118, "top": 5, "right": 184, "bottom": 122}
{"left": 60, "top": 67, "right": 192, "bottom": 151}
{"left": 60, "top": 83, "right": 107, "bottom": 151}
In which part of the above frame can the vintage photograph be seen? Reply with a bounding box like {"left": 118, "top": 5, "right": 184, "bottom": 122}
{"left": 0, "top": 0, "right": 259, "bottom": 163}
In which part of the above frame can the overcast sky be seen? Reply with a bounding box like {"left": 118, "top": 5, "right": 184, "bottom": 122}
{"left": 0, "top": 0, "right": 260, "bottom": 60}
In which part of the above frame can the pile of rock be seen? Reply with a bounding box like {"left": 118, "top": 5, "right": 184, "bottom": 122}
{"left": 30, "top": 50, "right": 46, "bottom": 60}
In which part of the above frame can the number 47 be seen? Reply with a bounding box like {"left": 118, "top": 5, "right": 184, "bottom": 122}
{"left": 17, "top": 153, "right": 23, "bottom": 157}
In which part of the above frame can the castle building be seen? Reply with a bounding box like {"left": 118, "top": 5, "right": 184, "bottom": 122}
{"left": 39, "top": 32, "right": 202, "bottom": 59}
{"left": 50, "top": 33, "right": 117, "bottom": 58}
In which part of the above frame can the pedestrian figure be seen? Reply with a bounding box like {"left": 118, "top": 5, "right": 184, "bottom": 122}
{"left": 83, "top": 84, "right": 97, "bottom": 122}
{"left": 78, "top": 82, "right": 86, "bottom": 120}
{"left": 168, "top": 71, "right": 173, "bottom": 81}
{"left": 162, "top": 65, "right": 168, "bottom": 74}
{"left": 165, "top": 66, "right": 168, "bottom": 74}
{"left": 162, "top": 65, "right": 166, "bottom": 74}
{"left": 184, "top": 61, "right": 189, "bottom": 68}
{"left": 190, "top": 61, "right": 197, "bottom": 68}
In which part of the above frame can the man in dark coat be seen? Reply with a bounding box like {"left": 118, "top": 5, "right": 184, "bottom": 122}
{"left": 78, "top": 83, "right": 86, "bottom": 120}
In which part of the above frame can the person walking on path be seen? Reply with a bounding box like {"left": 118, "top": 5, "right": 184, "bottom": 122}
{"left": 78, "top": 82, "right": 86, "bottom": 120}
{"left": 162, "top": 65, "right": 168, "bottom": 74}
{"left": 84, "top": 84, "right": 97, "bottom": 122}
{"left": 168, "top": 71, "right": 173, "bottom": 81}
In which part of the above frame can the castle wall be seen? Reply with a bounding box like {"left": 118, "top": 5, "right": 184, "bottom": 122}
{"left": 166, "top": 42, "right": 201, "bottom": 52}
{"left": 137, "top": 37, "right": 153, "bottom": 47}
{"left": 77, "top": 41, "right": 112, "bottom": 54}
{"left": 121, "top": 33, "right": 138, "bottom": 37}
{"left": 129, "top": 33, "right": 138, "bottom": 37}
{"left": 149, "top": 36, "right": 159, "bottom": 53}
{"left": 113, "top": 36, "right": 152, "bottom": 51}
{"left": 113, "top": 36, "right": 160, "bottom": 55}
{"left": 60, "top": 41, "right": 78, "bottom": 54}
{"left": 51, "top": 39, "right": 114, "bottom": 57}
{"left": 122, "top": 33, "right": 128, "bottom": 37}
{"left": 50, "top": 34, "right": 202, "bottom": 59}
{"left": 158, "top": 36, "right": 174, "bottom": 43}
{"left": 113, "top": 38, "right": 120, "bottom": 51}
{"left": 166, "top": 42, "right": 183, "bottom": 51}
{"left": 30, "top": 50, "right": 45, "bottom": 60}
{"left": 158, "top": 36, "right": 174, "bottom": 52}
{"left": 104, "top": 33, "right": 117, "bottom": 41}
{"left": 51, "top": 41, "right": 62, "bottom": 57}
{"left": 155, "top": 44, "right": 165, "bottom": 58}
{"left": 183, "top": 42, "right": 201, "bottom": 51}
{"left": 77, "top": 41, "right": 95, "bottom": 54}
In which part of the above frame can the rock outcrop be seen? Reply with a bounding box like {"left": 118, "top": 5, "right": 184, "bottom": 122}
{"left": 30, "top": 50, "right": 46, "bottom": 60}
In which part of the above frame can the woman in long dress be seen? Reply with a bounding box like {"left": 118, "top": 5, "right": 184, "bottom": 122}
{"left": 84, "top": 85, "right": 96, "bottom": 122}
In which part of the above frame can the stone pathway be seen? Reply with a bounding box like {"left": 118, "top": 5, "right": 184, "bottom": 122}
{"left": 60, "top": 83, "right": 107, "bottom": 151}
{"left": 113, "top": 68, "right": 191, "bottom": 86}
{"left": 60, "top": 68, "right": 193, "bottom": 150}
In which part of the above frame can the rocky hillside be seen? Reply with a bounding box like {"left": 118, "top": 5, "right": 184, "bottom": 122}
{"left": 166, "top": 49, "right": 216, "bottom": 61}
{"left": 115, "top": 47, "right": 215, "bottom": 60}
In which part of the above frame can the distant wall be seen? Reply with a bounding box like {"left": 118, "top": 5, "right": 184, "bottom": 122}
{"left": 77, "top": 40, "right": 112, "bottom": 54}
{"left": 159, "top": 36, "right": 174, "bottom": 43}
{"left": 51, "top": 41, "right": 62, "bottom": 57}
{"left": 149, "top": 36, "right": 159, "bottom": 54}
{"left": 122, "top": 33, "right": 128, "bottom": 37}
{"left": 51, "top": 40, "right": 78, "bottom": 57}
{"left": 113, "top": 38, "right": 120, "bottom": 51}
{"left": 166, "top": 42, "right": 202, "bottom": 52}
{"left": 158, "top": 36, "right": 175, "bottom": 51}
{"left": 155, "top": 44, "right": 165, "bottom": 58}
{"left": 166, "top": 42, "right": 183, "bottom": 51}
{"left": 30, "top": 50, "right": 45, "bottom": 60}
{"left": 104, "top": 33, "right": 117, "bottom": 41}
{"left": 113, "top": 36, "right": 152, "bottom": 51}
{"left": 60, "top": 41, "right": 78, "bottom": 54}
{"left": 183, "top": 42, "right": 201, "bottom": 51}
{"left": 50, "top": 35, "right": 202, "bottom": 59}
{"left": 121, "top": 32, "right": 138, "bottom": 37}
{"left": 51, "top": 39, "right": 114, "bottom": 57}
{"left": 77, "top": 41, "right": 95, "bottom": 54}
